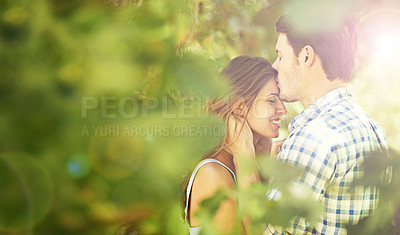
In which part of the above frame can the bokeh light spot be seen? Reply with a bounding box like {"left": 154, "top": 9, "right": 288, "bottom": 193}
{"left": 357, "top": 8, "right": 400, "bottom": 71}
{"left": 3, "top": 7, "right": 28, "bottom": 25}
{"left": 66, "top": 154, "right": 91, "bottom": 179}
{"left": 89, "top": 132, "right": 145, "bottom": 179}
{"left": 58, "top": 64, "right": 83, "bottom": 82}
{"left": 0, "top": 153, "right": 52, "bottom": 232}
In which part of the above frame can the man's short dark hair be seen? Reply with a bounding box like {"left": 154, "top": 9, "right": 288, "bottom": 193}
{"left": 276, "top": 14, "right": 357, "bottom": 82}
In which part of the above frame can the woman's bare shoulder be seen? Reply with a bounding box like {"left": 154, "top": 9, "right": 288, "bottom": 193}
{"left": 191, "top": 162, "right": 235, "bottom": 200}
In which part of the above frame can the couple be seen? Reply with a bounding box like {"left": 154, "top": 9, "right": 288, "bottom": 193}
{"left": 184, "top": 14, "right": 388, "bottom": 235}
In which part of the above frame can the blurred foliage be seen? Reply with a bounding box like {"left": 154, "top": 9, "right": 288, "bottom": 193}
{"left": 346, "top": 148, "right": 400, "bottom": 235}
{"left": 0, "top": 0, "right": 400, "bottom": 234}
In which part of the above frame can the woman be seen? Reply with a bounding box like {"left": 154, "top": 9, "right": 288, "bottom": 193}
{"left": 184, "top": 55, "right": 287, "bottom": 234}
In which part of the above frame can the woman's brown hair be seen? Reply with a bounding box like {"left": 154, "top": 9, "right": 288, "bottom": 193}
{"left": 206, "top": 55, "right": 278, "bottom": 158}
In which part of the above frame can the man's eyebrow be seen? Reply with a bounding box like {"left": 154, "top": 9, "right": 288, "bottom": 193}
{"left": 268, "top": 93, "right": 279, "bottom": 97}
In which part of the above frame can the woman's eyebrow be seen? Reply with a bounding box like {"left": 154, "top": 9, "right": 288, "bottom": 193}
{"left": 267, "top": 93, "right": 279, "bottom": 97}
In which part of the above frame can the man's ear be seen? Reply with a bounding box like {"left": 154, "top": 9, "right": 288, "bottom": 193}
{"left": 300, "top": 45, "right": 315, "bottom": 67}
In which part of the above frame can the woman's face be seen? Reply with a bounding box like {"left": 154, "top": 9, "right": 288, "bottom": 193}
{"left": 246, "top": 79, "right": 287, "bottom": 138}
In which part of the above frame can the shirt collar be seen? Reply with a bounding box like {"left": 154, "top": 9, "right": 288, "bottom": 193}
{"left": 289, "top": 87, "right": 352, "bottom": 132}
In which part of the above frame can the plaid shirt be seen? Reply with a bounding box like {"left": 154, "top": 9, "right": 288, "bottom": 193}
{"left": 267, "top": 87, "right": 388, "bottom": 235}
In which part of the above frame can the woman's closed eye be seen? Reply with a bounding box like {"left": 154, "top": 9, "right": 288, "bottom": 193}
{"left": 267, "top": 99, "right": 275, "bottom": 103}
{"left": 266, "top": 95, "right": 279, "bottom": 104}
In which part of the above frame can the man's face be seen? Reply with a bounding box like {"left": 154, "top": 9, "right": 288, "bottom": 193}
{"left": 272, "top": 33, "right": 302, "bottom": 103}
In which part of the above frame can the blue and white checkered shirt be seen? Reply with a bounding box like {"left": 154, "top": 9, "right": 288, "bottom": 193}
{"left": 267, "top": 87, "right": 388, "bottom": 235}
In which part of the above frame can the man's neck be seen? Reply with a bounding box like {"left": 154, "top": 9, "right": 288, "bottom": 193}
{"left": 301, "top": 78, "right": 348, "bottom": 109}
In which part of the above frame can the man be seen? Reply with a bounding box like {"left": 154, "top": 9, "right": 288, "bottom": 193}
{"left": 266, "top": 13, "right": 389, "bottom": 234}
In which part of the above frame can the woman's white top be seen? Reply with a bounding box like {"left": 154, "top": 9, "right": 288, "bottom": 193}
{"left": 184, "top": 158, "right": 237, "bottom": 235}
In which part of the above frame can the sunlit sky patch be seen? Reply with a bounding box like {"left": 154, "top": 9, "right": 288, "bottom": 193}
{"left": 357, "top": 8, "right": 400, "bottom": 72}
{"left": 351, "top": 7, "right": 400, "bottom": 151}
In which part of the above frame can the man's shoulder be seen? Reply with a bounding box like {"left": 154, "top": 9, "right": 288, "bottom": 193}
{"left": 315, "top": 99, "right": 373, "bottom": 132}
{"left": 305, "top": 99, "right": 387, "bottom": 148}
{"left": 282, "top": 98, "right": 387, "bottom": 160}
{"left": 289, "top": 101, "right": 378, "bottom": 146}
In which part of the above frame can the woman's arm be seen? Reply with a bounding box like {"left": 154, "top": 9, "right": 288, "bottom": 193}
{"left": 189, "top": 163, "right": 238, "bottom": 234}
{"left": 226, "top": 116, "right": 260, "bottom": 234}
